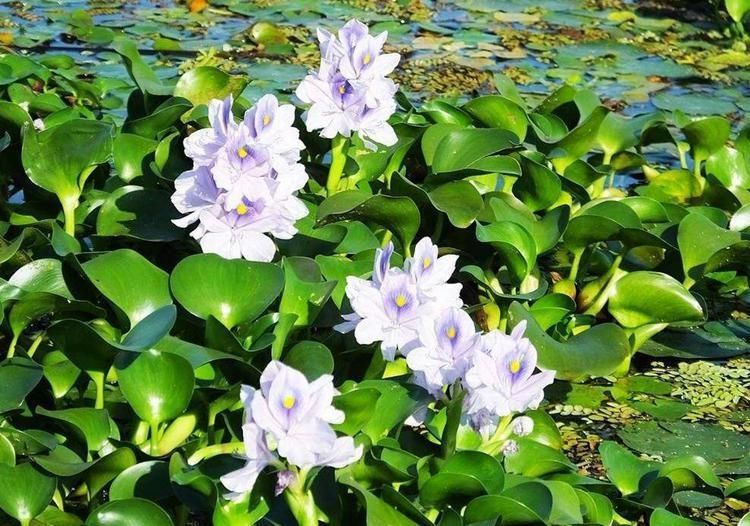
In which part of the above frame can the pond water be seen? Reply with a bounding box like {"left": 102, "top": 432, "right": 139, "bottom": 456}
{"left": 3, "top": 0, "right": 750, "bottom": 126}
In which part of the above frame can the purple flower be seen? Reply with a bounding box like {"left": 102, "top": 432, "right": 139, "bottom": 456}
{"left": 463, "top": 321, "right": 555, "bottom": 436}
{"left": 173, "top": 95, "right": 309, "bottom": 262}
{"left": 220, "top": 362, "right": 362, "bottom": 497}
{"left": 336, "top": 238, "right": 462, "bottom": 360}
{"left": 184, "top": 96, "right": 237, "bottom": 166}
{"left": 406, "top": 307, "right": 483, "bottom": 397}
{"left": 295, "top": 19, "right": 399, "bottom": 150}
{"left": 219, "top": 421, "right": 277, "bottom": 498}
{"left": 249, "top": 362, "right": 361, "bottom": 469}
{"left": 408, "top": 237, "right": 462, "bottom": 303}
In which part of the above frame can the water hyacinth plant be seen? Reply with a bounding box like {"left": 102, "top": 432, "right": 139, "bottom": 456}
{"left": 1, "top": 10, "right": 750, "bottom": 526}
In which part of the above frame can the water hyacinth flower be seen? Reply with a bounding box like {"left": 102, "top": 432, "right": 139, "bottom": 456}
{"left": 173, "top": 94, "right": 309, "bottom": 262}
{"left": 463, "top": 321, "right": 556, "bottom": 437}
{"left": 406, "top": 307, "right": 483, "bottom": 397}
{"left": 336, "top": 237, "right": 462, "bottom": 360}
{"left": 295, "top": 19, "right": 399, "bottom": 151}
{"left": 220, "top": 361, "right": 362, "bottom": 497}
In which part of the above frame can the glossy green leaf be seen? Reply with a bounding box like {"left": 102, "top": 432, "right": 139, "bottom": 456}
{"left": 677, "top": 213, "right": 741, "bottom": 286}
{"left": 509, "top": 302, "right": 630, "bottom": 379}
{"left": 476, "top": 222, "right": 537, "bottom": 285}
{"left": 428, "top": 181, "right": 484, "bottom": 228}
{"left": 85, "top": 498, "right": 174, "bottom": 526}
{"left": 21, "top": 119, "right": 114, "bottom": 208}
{"left": 174, "top": 67, "right": 247, "bottom": 106}
{"left": 462, "top": 95, "right": 528, "bottom": 141}
{"left": 0, "top": 462, "right": 56, "bottom": 523}
{"left": 0, "top": 358, "right": 42, "bottom": 414}
{"left": 317, "top": 191, "right": 420, "bottom": 251}
{"left": 97, "top": 186, "right": 182, "bottom": 241}
{"left": 82, "top": 249, "right": 172, "bottom": 327}
{"left": 115, "top": 349, "right": 194, "bottom": 426}
{"left": 283, "top": 340, "right": 334, "bottom": 380}
{"left": 170, "top": 253, "right": 283, "bottom": 328}
{"left": 608, "top": 271, "right": 703, "bottom": 328}
{"left": 431, "top": 128, "right": 518, "bottom": 173}
{"left": 599, "top": 441, "right": 658, "bottom": 496}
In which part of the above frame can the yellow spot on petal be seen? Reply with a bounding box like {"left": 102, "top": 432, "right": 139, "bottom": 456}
{"left": 423, "top": 257, "right": 432, "bottom": 269}
{"left": 395, "top": 294, "right": 407, "bottom": 308}
{"left": 446, "top": 326, "right": 456, "bottom": 339}
{"left": 236, "top": 203, "right": 248, "bottom": 215}
{"left": 338, "top": 84, "right": 346, "bottom": 94}
{"left": 237, "top": 146, "right": 248, "bottom": 159}
{"left": 282, "top": 395, "right": 296, "bottom": 409}
{"left": 262, "top": 114, "right": 271, "bottom": 126}
{"left": 363, "top": 53, "right": 372, "bottom": 65}
{"left": 509, "top": 360, "right": 521, "bottom": 374}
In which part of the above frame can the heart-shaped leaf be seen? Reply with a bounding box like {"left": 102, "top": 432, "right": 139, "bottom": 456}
{"left": 82, "top": 249, "right": 172, "bottom": 328}
{"left": 170, "top": 253, "right": 283, "bottom": 329}
{"left": 608, "top": 271, "right": 704, "bottom": 328}
{"left": 115, "top": 349, "right": 194, "bottom": 426}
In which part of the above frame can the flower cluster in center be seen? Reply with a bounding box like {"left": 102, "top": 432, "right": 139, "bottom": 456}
{"left": 171, "top": 95, "right": 309, "bottom": 262}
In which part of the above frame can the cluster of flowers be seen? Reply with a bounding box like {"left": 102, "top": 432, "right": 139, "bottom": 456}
{"left": 296, "top": 19, "right": 399, "bottom": 150}
{"left": 337, "top": 237, "right": 556, "bottom": 439}
{"left": 173, "top": 20, "right": 400, "bottom": 261}
{"left": 221, "top": 361, "right": 362, "bottom": 497}
{"left": 172, "top": 95, "right": 309, "bottom": 262}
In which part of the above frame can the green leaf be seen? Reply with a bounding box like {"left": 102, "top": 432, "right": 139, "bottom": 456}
{"left": 113, "top": 134, "right": 157, "bottom": 182}
{"left": 649, "top": 508, "right": 702, "bottom": 526}
{"left": 174, "top": 67, "right": 247, "bottom": 106}
{"left": 428, "top": 181, "right": 484, "bottom": 228}
{"left": 431, "top": 128, "right": 518, "bottom": 173}
{"left": 462, "top": 95, "right": 528, "bottom": 141}
{"left": 0, "top": 462, "right": 56, "bottom": 523}
{"left": 85, "top": 498, "right": 174, "bottom": 526}
{"left": 115, "top": 350, "right": 194, "bottom": 426}
{"left": 476, "top": 222, "right": 537, "bottom": 285}
{"left": 112, "top": 38, "right": 173, "bottom": 97}
{"left": 36, "top": 407, "right": 113, "bottom": 452}
{"left": 463, "top": 494, "right": 546, "bottom": 525}
{"left": 96, "top": 186, "right": 183, "bottom": 241}
{"left": 508, "top": 302, "right": 630, "bottom": 380}
{"left": 278, "top": 257, "right": 336, "bottom": 328}
{"left": 83, "top": 249, "right": 172, "bottom": 328}
{"left": 726, "top": 0, "right": 750, "bottom": 23}
{"left": 317, "top": 191, "right": 420, "bottom": 251}
{"left": 170, "top": 253, "right": 283, "bottom": 329}
{"left": 22, "top": 119, "right": 114, "bottom": 211}
{"left": 608, "top": 271, "right": 703, "bottom": 328}
{"left": 0, "top": 357, "right": 43, "bottom": 413}
{"left": 514, "top": 155, "right": 562, "bottom": 212}
{"left": 599, "top": 441, "right": 658, "bottom": 496}
{"left": 682, "top": 117, "right": 730, "bottom": 168}
{"left": 677, "top": 213, "right": 741, "bottom": 286}
{"left": 283, "top": 341, "right": 334, "bottom": 380}
{"left": 332, "top": 388, "right": 382, "bottom": 436}
{"left": 123, "top": 97, "right": 192, "bottom": 139}
{"left": 341, "top": 478, "right": 419, "bottom": 526}
{"left": 109, "top": 461, "right": 172, "bottom": 501}
{"left": 505, "top": 438, "right": 575, "bottom": 477}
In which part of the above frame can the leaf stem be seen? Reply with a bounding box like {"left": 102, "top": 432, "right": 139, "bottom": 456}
{"left": 150, "top": 420, "right": 161, "bottom": 457}
{"left": 7, "top": 333, "right": 18, "bottom": 359}
{"left": 584, "top": 255, "right": 625, "bottom": 316}
{"left": 26, "top": 332, "right": 44, "bottom": 358}
{"left": 326, "top": 135, "right": 349, "bottom": 196}
{"left": 187, "top": 441, "right": 245, "bottom": 465}
{"left": 568, "top": 249, "right": 584, "bottom": 282}
{"left": 61, "top": 197, "right": 78, "bottom": 237}
{"left": 91, "top": 371, "right": 105, "bottom": 409}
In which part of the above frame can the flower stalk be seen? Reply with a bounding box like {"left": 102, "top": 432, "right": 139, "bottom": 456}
{"left": 326, "top": 135, "right": 349, "bottom": 195}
